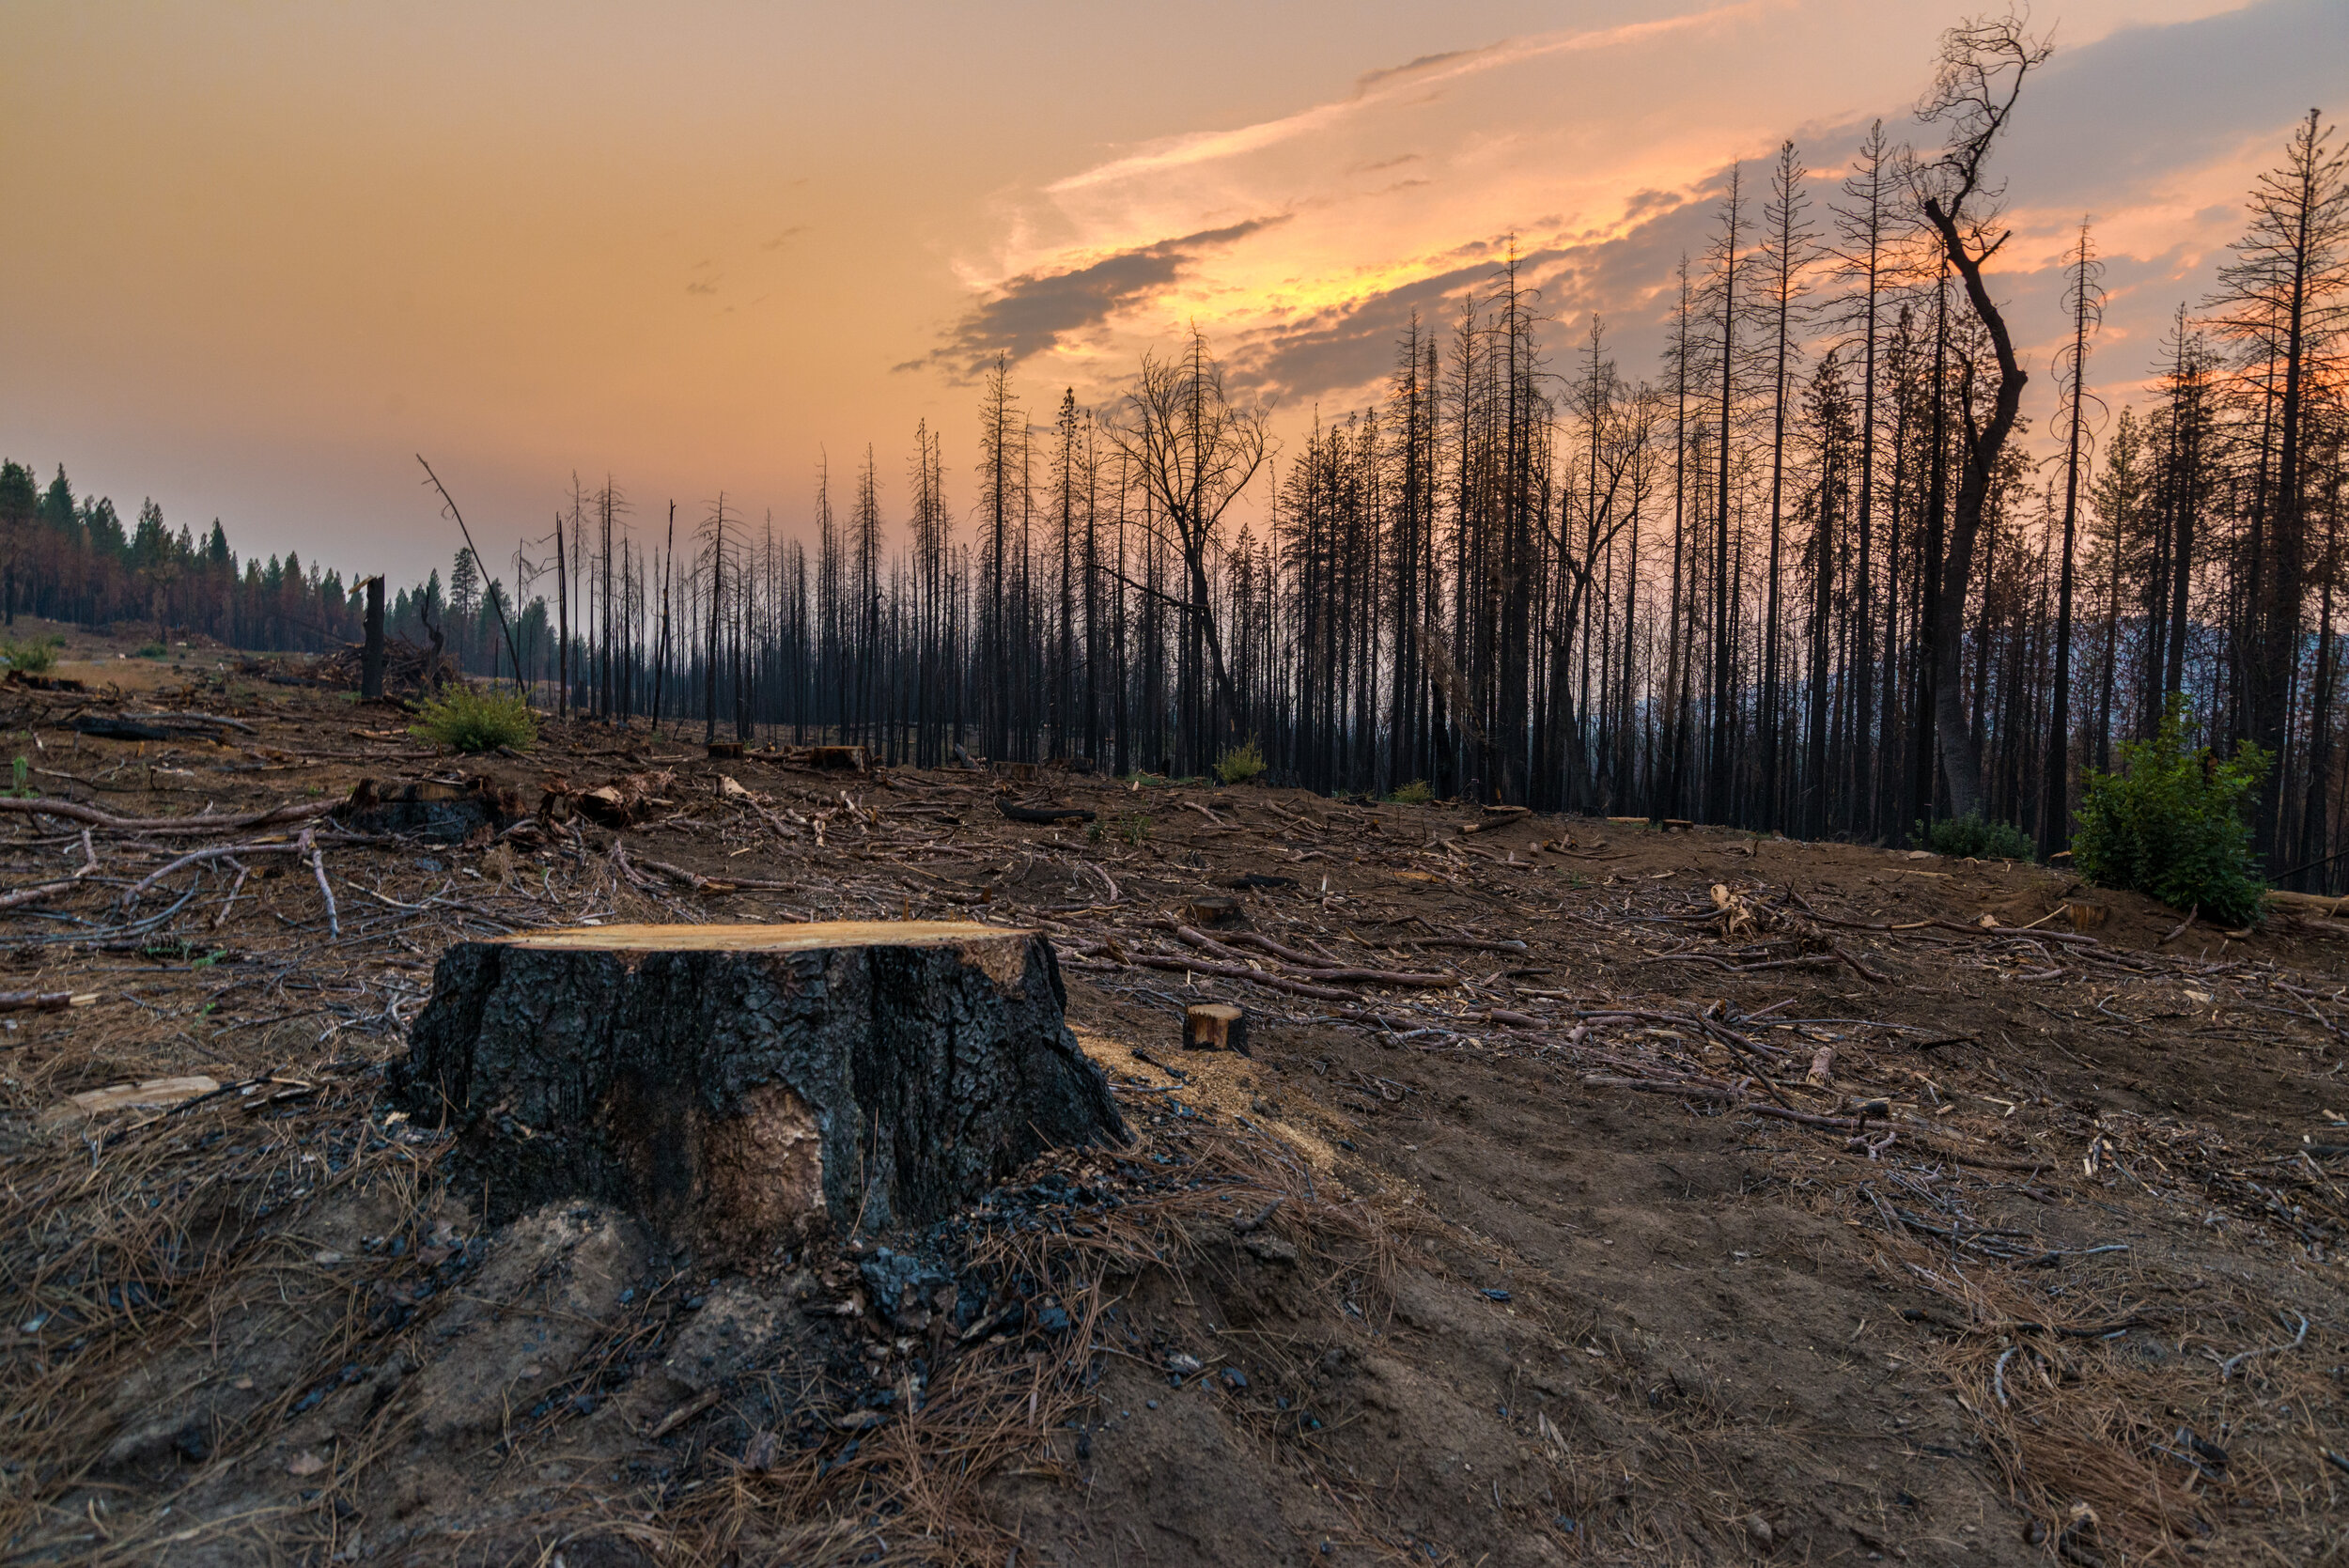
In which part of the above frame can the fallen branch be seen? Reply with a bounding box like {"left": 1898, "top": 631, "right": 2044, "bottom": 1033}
{"left": 2217, "top": 1309, "right": 2310, "bottom": 1381}
{"left": 1579, "top": 1074, "right": 2045, "bottom": 1169}
{"left": 1170, "top": 924, "right": 1453, "bottom": 987}
{"left": 0, "top": 990, "right": 98, "bottom": 1013}
{"left": 304, "top": 829, "right": 339, "bottom": 939}
{"left": 631, "top": 853, "right": 800, "bottom": 893}
{"left": 0, "top": 880, "right": 79, "bottom": 912}
{"left": 0, "top": 797, "right": 337, "bottom": 837}
{"left": 119, "top": 841, "right": 312, "bottom": 910}
{"left": 1128, "top": 952, "right": 1354, "bottom": 1001}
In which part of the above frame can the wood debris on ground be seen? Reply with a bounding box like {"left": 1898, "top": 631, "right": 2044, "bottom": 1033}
{"left": 1, "top": 678, "right": 2345, "bottom": 1564}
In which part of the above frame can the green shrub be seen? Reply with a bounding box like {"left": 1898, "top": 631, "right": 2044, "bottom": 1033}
{"left": 133, "top": 642, "right": 166, "bottom": 659}
{"left": 1211, "top": 738, "right": 1267, "bottom": 785}
{"left": 0, "top": 639, "right": 55, "bottom": 675}
{"left": 1921, "top": 812, "right": 2035, "bottom": 861}
{"left": 2073, "top": 696, "right": 2268, "bottom": 925}
{"left": 410, "top": 684, "right": 538, "bottom": 753}
{"left": 1388, "top": 779, "right": 1436, "bottom": 806}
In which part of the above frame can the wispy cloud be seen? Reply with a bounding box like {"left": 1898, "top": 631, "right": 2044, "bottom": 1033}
{"left": 909, "top": 218, "right": 1284, "bottom": 377}
{"left": 932, "top": 0, "right": 2288, "bottom": 442}
{"left": 1046, "top": 2, "right": 1766, "bottom": 195}
{"left": 1224, "top": 178, "right": 1724, "bottom": 400}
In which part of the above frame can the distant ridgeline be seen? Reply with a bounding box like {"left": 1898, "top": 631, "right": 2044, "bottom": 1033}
{"left": 0, "top": 460, "right": 521, "bottom": 674}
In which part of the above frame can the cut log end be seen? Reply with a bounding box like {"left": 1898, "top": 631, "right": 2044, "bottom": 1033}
{"left": 397, "top": 921, "right": 1124, "bottom": 1257}
{"left": 1185, "top": 1002, "right": 1249, "bottom": 1055}
{"left": 496, "top": 919, "right": 1030, "bottom": 954}
{"left": 1179, "top": 896, "right": 1243, "bottom": 929}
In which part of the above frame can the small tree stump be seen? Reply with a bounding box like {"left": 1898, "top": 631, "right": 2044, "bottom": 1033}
{"left": 1184, "top": 1002, "right": 1248, "bottom": 1055}
{"left": 337, "top": 777, "right": 521, "bottom": 842}
{"left": 397, "top": 922, "right": 1124, "bottom": 1254}
{"left": 1179, "top": 895, "right": 1244, "bottom": 928}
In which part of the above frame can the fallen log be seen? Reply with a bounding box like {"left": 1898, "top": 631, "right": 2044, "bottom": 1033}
{"left": 72, "top": 717, "right": 179, "bottom": 742}
{"left": 134, "top": 710, "right": 257, "bottom": 734}
{"left": 997, "top": 799, "right": 1096, "bottom": 825}
{"left": 72, "top": 710, "right": 257, "bottom": 742}
{"left": 2267, "top": 890, "right": 2349, "bottom": 920}
{"left": 1213, "top": 929, "right": 1333, "bottom": 966}
{"left": 397, "top": 922, "right": 1124, "bottom": 1252}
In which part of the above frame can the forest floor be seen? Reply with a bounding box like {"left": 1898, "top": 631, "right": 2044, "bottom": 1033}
{"left": 4, "top": 632, "right": 2349, "bottom": 1566}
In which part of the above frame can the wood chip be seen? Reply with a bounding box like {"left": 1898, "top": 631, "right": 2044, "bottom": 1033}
{"left": 43, "top": 1075, "right": 220, "bottom": 1122}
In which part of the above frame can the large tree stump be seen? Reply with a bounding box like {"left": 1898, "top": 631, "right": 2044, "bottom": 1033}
{"left": 397, "top": 922, "right": 1124, "bottom": 1255}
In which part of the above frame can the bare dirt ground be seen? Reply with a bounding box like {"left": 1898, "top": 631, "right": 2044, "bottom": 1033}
{"left": 4, "top": 631, "right": 2349, "bottom": 1566}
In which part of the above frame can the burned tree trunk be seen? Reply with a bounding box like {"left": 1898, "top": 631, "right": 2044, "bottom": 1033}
{"left": 361, "top": 575, "right": 386, "bottom": 700}
{"left": 397, "top": 923, "right": 1124, "bottom": 1256}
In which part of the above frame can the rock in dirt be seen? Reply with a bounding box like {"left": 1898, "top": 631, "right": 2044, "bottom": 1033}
{"left": 660, "top": 1284, "right": 791, "bottom": 1392}
{"left": 407, "top": 1203, "right": 646, "bottom": 1442}
{"left": 1242, "top": 1234, "right": 1299, "bottom": 1265}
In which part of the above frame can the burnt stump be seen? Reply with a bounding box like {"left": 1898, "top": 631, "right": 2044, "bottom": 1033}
{"left": 397, "top": 922, "right": 1124, "bottom": 1253}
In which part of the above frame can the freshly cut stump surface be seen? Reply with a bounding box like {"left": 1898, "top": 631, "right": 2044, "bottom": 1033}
{"left": 397, "top": 922, "right": 1124, "bottom": 1253}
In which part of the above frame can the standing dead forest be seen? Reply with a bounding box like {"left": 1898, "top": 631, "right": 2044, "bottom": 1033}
{"left": 9, "top": 23, "right": 2348, "bottom": 883}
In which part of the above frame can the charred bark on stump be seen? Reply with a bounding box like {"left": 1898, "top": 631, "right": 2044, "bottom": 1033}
{"left": 396, "top": 923, "right": 1124, "bottom": 1256}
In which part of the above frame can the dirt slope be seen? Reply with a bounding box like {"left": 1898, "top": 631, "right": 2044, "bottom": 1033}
{"left": 1, "top": 656, "right": 2344, "bottom": 1565}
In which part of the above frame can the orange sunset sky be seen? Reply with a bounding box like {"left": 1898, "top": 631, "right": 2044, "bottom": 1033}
{"left": 3, "top": 1, "right": 2343, "bottom": 589}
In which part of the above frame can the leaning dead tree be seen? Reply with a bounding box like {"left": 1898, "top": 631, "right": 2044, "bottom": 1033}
{"left": 1906, "top": 10, "right": 2048, "bottom": 822}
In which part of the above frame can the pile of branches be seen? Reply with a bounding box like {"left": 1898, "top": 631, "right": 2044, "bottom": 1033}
{"left": 306, "top": 636, "right": 455, "bottom": 696}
